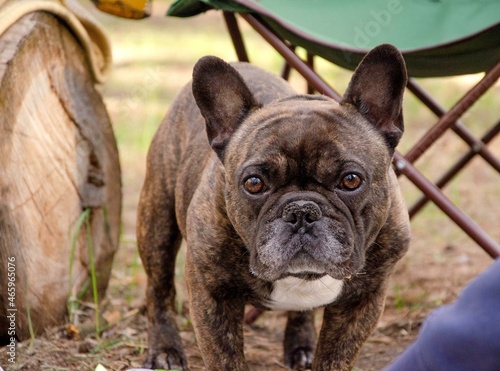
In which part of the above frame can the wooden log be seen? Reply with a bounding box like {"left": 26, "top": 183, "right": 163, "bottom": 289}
{"left": 0, "top": 12, "right": 121, "bottom": 343}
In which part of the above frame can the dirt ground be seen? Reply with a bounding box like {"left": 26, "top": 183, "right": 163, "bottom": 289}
{"left": 1, "top": 1, "right": 498, "bottom": 370}
{"left": 2, "top": 243, "right": 492, "bottom": 371}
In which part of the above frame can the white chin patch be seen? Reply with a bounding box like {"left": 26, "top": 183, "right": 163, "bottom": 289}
{"left": 268, "top": 275, "right": 343, "bottom": 311}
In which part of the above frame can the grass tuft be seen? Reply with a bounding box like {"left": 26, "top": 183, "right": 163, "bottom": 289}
{"left": 86, "top": 210, "right": 101, "bottom": 338}
{"left": 67, "top": 208, "right": 101, "bottom": 337}
{"left": 68, "top": 208, "right": 92, "bottom": 322}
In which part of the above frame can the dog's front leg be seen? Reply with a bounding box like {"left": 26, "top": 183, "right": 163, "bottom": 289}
{"left": 185, "top": 254, "right": 248, "bottom": 371}
{"left": 284, "top": 310, "right": 316, "bottom": 369}
{"left": 137, "top": 173, "right": 186, "bottom": 370}
{"left": 313, "top": 288, "right": 386, "bottom": 371}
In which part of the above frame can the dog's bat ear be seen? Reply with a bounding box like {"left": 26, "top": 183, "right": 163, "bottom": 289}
{"left": 341, "top": 44, "right": 407, "bottom": 150}
{"left": 192, "top": 56, "right": 258, "bottom": 160}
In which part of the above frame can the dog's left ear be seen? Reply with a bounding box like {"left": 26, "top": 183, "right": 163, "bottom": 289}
{"left": 341, "top": 44, "right": 407, "bottom": 150}
{"left": 192, "top": 56, "right": 259, "bottom": 160}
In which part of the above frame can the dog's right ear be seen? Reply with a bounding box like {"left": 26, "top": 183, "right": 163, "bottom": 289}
{"left": 192, "top": 56, "right": 259, "bottom": 160}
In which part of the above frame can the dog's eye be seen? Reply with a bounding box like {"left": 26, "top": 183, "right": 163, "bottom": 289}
{"left": 244, "top": 176, "right": 265, "bottom": 194}
{"left": 338, "top": 173, "right": 362, "bottom": 191}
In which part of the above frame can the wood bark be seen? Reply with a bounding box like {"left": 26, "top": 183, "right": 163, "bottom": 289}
{"left": 0, "top": 12, "right": 121, "bottom": 342}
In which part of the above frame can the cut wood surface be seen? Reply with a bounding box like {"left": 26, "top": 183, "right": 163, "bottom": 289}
{"left": 0, "top": 12, "right": 121, "bottom": 343}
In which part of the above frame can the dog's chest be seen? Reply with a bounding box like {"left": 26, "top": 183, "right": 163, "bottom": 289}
{"left": 267, "top": 276, "right": 344, "bottom": 311}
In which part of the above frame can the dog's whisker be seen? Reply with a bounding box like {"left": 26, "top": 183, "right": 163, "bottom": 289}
{"left": 286, "top": 277, "right": 307, "bottom": 292}
{"left": 318, "top": 277, "right": 342, "bottom": 294}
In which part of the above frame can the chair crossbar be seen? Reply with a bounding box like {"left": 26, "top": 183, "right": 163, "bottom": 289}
{"left": 407, "top": 80, "right": 500, "bottom": 173}
{"left": 405, "top": 63, "right": 500, "bottom": 164}
{"left": 410, "top": 120, "right": 500, "bottom": 217}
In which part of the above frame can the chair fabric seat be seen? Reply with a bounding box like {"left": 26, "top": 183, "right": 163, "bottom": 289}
{"left": 168, "top": 0, "right": 500, "bottom": 77}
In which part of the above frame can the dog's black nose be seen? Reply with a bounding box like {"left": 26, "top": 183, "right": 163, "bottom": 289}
{"left": 282, "top": 201, "right": 322, "bottom": 232}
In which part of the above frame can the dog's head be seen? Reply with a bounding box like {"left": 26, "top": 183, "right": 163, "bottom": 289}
{"left": 192, "top": 44, "right": 407, "bottom": 282}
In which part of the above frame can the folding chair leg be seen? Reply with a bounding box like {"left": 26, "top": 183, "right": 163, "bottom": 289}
{"left": 306, "top": 52, "right": 315, "bottom": 94}
{"left": 223, "top": 12, "right": 249, "bottom": 63}
{"left": 410, "top": 120, "right": 500, "bottom": 217}
{"left": 280, "top": 45, "right": 295, "bottom": 80}
{"left": 394, "top": 152, "right": 500, "bottom": 258}
{"left": 281, "top": 50, "right": 317, "bottom": 93}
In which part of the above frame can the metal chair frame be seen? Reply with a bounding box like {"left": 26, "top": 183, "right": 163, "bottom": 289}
{"left": 222, "top": 12, "right": 500, "bottom": 258}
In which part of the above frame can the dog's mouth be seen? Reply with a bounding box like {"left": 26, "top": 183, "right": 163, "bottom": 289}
{"left": 283, "top": 248, "right": 362, "bottom": 281}
{"left": 288, "top": 271, "right": 327, "bottom": 281}
{"left": 285, "top": 258, "right": 327, "bottom": 280}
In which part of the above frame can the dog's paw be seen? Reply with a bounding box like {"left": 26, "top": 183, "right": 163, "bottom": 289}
{"left": 284, "top": 311, "right": 316, "bottom": 370}
{"left": 286, "top": 346, "right": 314, "bottom": 370}
{"left": 144, "top": 348, "right": 187, "bottom": 371}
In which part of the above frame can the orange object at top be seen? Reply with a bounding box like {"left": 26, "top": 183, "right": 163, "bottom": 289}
{"left": 91, "top": 0, "right": 151, "bottom": 19}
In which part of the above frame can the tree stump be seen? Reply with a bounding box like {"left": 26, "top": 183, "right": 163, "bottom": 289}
{"left": 0, "top": 12, "right": 121, "bottom": 343}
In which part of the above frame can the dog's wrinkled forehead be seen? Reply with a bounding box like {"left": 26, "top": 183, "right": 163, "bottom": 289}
{"left": 234, "top": 95, "right": 341, "bottom": 146}
{"left": 225, "top": 95, "right": 388, "bottom": 171}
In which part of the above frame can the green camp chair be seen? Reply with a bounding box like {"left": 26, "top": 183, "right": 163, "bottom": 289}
{"left": 168, "top": 0, "right": 500, "bottom": 259}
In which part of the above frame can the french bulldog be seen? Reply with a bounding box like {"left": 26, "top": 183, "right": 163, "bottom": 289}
{"left": 137, "top": 44, "right": 410, "bottom": 370}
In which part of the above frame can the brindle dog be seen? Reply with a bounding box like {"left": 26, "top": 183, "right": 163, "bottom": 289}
{"left": 137, "top": 44, "right": 410, "bottom": 371}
